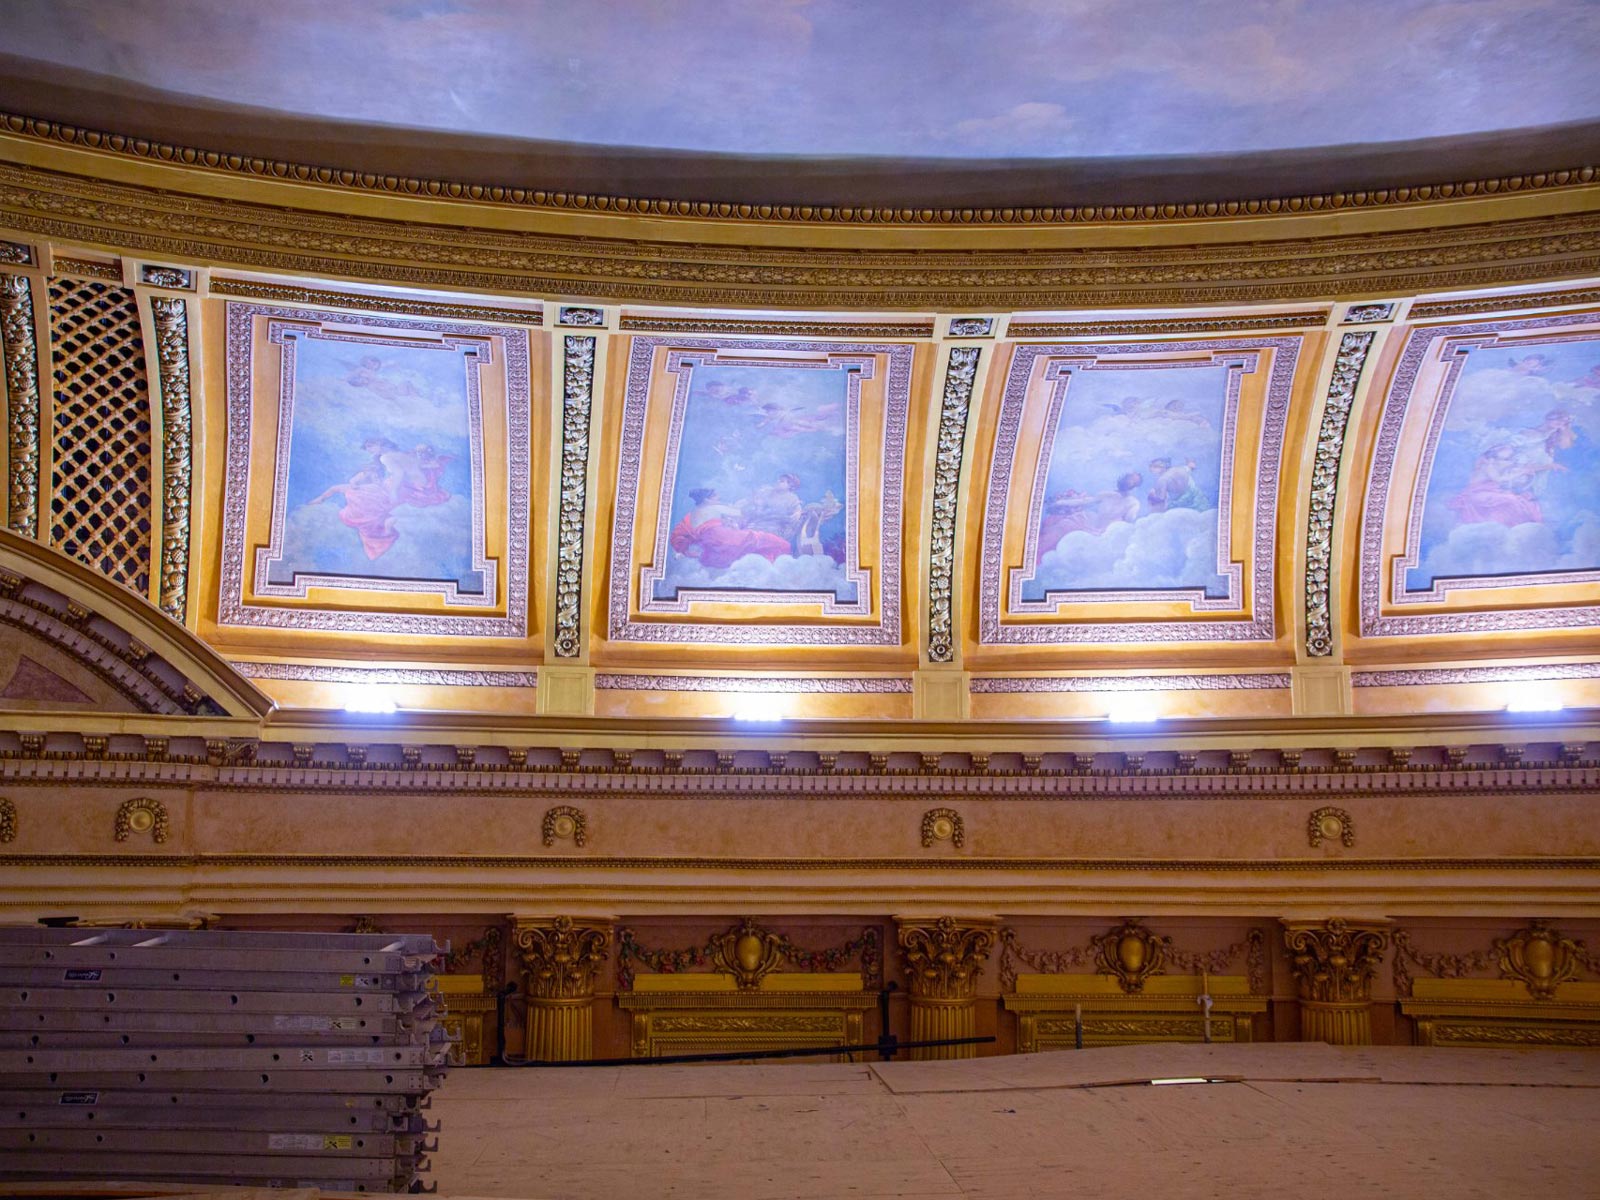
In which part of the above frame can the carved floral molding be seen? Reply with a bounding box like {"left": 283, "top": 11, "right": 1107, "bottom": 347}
{"left": 615, "top": 917, "right": 882, "bottom": 990}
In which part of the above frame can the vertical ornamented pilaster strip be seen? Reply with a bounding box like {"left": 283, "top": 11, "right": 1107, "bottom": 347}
{"left": 927, "top": 346, "right": 980, "bottom": 663}
{"left": 1282, "top": 918, "right": 1390, "bottom": 1045}
{"left": 1304, "top": 331, "right": 1375, "bottom": 657}
{"left": 554, "top": 336, "right": 596, "bottom": 658}
{"left": 897, "top": 916, "right": 996, "bottom": 1060}
{"left": 0, "top": 274, "right": 41, "bottom": 538}
{"left": 513, "top": 916, "right": 611, "bottom": 1061}
{"left": 150, "top": 297, "right": 192, "bottom": 621}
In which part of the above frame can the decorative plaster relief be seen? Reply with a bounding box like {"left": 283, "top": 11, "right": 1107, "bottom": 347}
{"left": 219, "top": 303, "right": 532, "bottom": 637}
{"left": 553, "top": 335, "right": 595, "bottom": 658}
{"left": 0, "top": 274, "right": 40, "bottom": 539}
{"left": 595, "top": 673, "right": 910, "bottom": 693}
{"left": 232, "top": 661, "right": 537, "bottom": 687}
{"left": 927, "top": 346, "right": 980, "bottom": 663}
{"left": 1359, "top": 314, "right": 1600, "bottom": 637}
{"left": 150, "top": 296, "right": 192, "bottom": 622}
{"left": 972, "top": 672, "right": 1290, "bottom": 692}
{"left": 1304, "top": 331, "right": 1375, "bottom": 657}
{"left": 979, "top": 339, "right": 1300, "bottom": 644}
{"left": 607, "top": 336, "right": 912, "bottom": 645}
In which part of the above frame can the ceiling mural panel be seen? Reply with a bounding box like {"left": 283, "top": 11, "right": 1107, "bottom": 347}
{"left": 976, "top": 338, "right": 1302, "bottom": 646}
{"left": 1358, "top": 312, "right": 1600, "bottom": 639}
{"left": 605, "top": 337, "right": 914, "bottom": 647}
{"left": 217, "top": 303, "right": 534, "bottom": 638}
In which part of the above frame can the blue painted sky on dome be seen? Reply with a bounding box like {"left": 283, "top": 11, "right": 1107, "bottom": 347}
{"left": 7, "top": 0, "right": 1599, "bottom": 159}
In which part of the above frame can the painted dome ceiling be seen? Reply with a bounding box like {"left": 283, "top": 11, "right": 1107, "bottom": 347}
{"left": 4, "top": 0, "right": 1599, "bottom": 205}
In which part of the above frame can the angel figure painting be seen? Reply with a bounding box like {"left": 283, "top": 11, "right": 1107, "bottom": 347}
{"left": 265, "top": 338, "right": 482, "bottom": 595}
{"left": 1409, "top": 343, "right": 1600, "bottom": 590}
{"left": 653, "top": 362, "right": 856, "bottom": 602}
{"left": 1021, "top": 362, "right": 1231, "bottom": 600}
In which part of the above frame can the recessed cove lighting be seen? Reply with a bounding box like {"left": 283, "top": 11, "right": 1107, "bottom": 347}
{"left": 1104, "top": 694, "right": 1162, "bottom": 724}
{"left": 732, "top": 693, "right": 790, "bottom": 723}
{"left": 1503, "top": 683, "right": 1564, "bottom": 714}
{"left": 341, "top": 685, "right": 399, "bottom": 715}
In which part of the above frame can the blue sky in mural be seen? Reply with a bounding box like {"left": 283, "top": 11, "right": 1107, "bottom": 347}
{"left": 11, "top": 0, "right": 1599, "bottom": 158}
{"left": 1023, "top": 363, "right": 1230, "bottom": 600}
{"left": 655, "top": 362, "right": 856, "bottom": 602}
{"left": 269, "top": 336, "right": 480, "bottom": 593}
{"left": 1410, "top": 340, "right": 1600, "bottom": 590}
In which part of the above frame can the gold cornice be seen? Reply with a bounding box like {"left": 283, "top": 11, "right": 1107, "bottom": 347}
{"left": 3, "top": 853, "right": 1596, "bottom": 873}
{"left": 618, "top": 315, "right": 934, "bottom": 337}
{"left": 1, "top": 113, "right": 1594, "bottom": 232}
{"left": 1009, "top": 311, "right": 1330, "bottom": 337}
{"left": 1, "top": 157, "right": 1599, "bottom": 308}
{"left": 1409, "top": 283, "right": 1600, "bottom": 319}
{"left": 209, "top": 277, "right": 544, "bottom": 325}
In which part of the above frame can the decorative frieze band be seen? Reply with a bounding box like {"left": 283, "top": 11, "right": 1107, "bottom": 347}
{"left": 1353, "top": 662, "right": 1600, "bottom": 687}
{"left": 231, "top": 662, "right": 538, "bottom": 687}
{"left": 972, "top": 673, "right": 1291, "bottom": 692}
{"left": 594, "top": 673, "right": 912, "bottom": 693}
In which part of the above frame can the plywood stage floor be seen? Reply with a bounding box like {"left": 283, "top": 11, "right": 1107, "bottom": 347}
{"left": 427, "top": 1043, "right": 1600, "bottom": 1199}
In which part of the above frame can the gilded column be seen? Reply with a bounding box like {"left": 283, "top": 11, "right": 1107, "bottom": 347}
{"left": 1282, "top": 918, "right": 1391, "bottom": 1045}
{"left": 897, "top": 917, "right": 996, "bottom": 1060}
{"left": 513, "top": 916, "right": 611, "bottom": 1062}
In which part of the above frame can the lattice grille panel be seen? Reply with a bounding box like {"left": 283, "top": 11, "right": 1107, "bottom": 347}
{"left": 47, "top": 278, "right": 153, "bottom": 596}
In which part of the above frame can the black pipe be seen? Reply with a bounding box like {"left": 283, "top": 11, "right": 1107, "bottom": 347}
{"left": 505, "top": 1034, "right": 994, "bottom": 1068}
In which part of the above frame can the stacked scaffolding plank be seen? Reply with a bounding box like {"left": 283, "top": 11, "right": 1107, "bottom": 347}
{"left": 0, "top": 928, "right": 448, "bottom": 1192}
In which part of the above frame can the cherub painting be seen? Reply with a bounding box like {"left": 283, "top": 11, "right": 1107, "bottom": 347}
{"left": 653, "top": 363, "right": 856, "bottom": 602}
{"left": 1022, "top": 362, "right": 1231, "bottom": 599}
{"left": 1411, "top": 342, "right": 1599, "bottom": 589}
{"left": 266, "top": 336, "right": 481, "bottom": 594}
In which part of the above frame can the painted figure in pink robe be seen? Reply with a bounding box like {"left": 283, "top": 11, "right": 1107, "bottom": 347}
{"left": 669, "top": 487, "right": 790, "bottom": 569}
{"left": 1448, "top": 411, "right": 1574, "bottom": 528}
{"left": 309, "top": 436, "right": 454, "bottom": 560}
{"left": 1035, "top": 472, "right": 1142, "bottom": 564}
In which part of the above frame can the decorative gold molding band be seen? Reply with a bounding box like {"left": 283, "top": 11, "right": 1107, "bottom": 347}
{"left": 1009, "top": 311, "right": 1331, "bottom": 338}
{"left": 209, "top": 277, "right": 544, "bottom": 325}
{"left": 50, "top": 256, "right": 121, "bottom": 281}
{"left": 4, "top": 164, "right": 1600, "bottom": 309}
{"left": 553, "top": 335, "right": 594, "bottom": 658}
{"left": 619, "top": 316, "right": 935, "bottom": 337}
{"left": 2, "top": 853, "right": 1595, "bottom": 873}
{"left": 2, "top": 113, "right": 1595, "bottom": 227}
{"left": 150, "top": 296, "right": 190, "bottom": 621}
{"left": 927, "top": 346, "right": 980, "bottom": 663}
{"left": 1305, "top": 331, "right": 1375, "bottom": 657}
{"left": 0, "top": 273, "right": 39, "bottom": 538}
{"left": 1409, "top": 284, "right": 1600, "bottom": 320}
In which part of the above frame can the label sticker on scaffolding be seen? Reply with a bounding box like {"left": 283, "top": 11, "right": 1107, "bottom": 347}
{"left": 268, "top": 1132, "right": 353, "bottom": 1150}
{"left": 58, "top": 1092, "right": 98, "bottom": 1105}
{"left": 273, "top": 1015, "right": 342, "bottom": 1031}
{"left": 326, "top": 1048, "right": 386, "bottom": 1064}
{"left": 62, "top": 969, "right": 102, "bottom": 982}
{"left": 337, "top": 974, "right": 381, "bottom": 988}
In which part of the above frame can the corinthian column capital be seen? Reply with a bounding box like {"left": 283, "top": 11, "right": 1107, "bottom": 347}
{"left": 1281, "top": 918, "right": 1391, "bottom": 1004}
{"left": 512, "top": 915, "right": 611, "bottom": 1001}
{"left": 896, "top": 916, "right": 997, "bottom": 1001}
